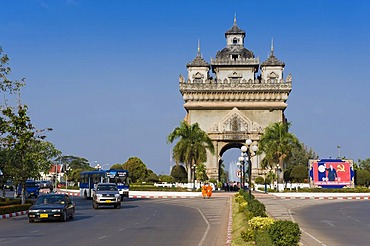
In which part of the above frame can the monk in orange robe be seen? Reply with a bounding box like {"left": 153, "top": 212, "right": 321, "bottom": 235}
{"left": 206, "top": 183, "right": 213, "bottom": 198}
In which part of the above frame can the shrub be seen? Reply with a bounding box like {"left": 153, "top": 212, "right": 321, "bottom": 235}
{"left": 247, "top": 199, "right": 267, "bottom": 217}
{"left": 248, "top": 216, "right": 275, "bottom": 231}
{"left": 243, "top": 210, "right": 254, "bottom": 221}
{"left": 0, "top": 204, "right": 32, "bottom": 215}
{"left": 255, "top": 229, "right": 274, "bottom": 246}
{"left": 240, "top": 228, "right": 254, "bottom": 242}
{"left": 268, "top": 220, "right": 301, "bottom": 246}
{"left": 254, "top": 176, "right": 265, "bottom": 185}
{"left": 239, "top": 201, "right": 248, "bottom": 212}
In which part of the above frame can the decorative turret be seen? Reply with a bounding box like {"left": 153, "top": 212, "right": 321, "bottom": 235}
{"left": 211, "top": 16, "right": 259, "bottom": 83}
{"left": 260, "top": 39, "right": 285, "bottom": 83}
{"left": 185, "top": 40, "right": 210, "bottom": 83}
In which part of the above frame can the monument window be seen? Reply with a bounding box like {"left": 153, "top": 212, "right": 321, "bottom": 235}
{"left": 232, "top": 55, "right": 238, "bottom": 60}
{"left": 233, "top": 38, "right": 238, "bottom": 44}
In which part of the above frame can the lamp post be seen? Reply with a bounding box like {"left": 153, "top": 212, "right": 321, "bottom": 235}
{"left": 240, "top": 139, "right": 258, "bottom": 200}
{"left": 264, "top": 170, "right": 268, "bottom": 194}
{"left": 236, "top": 161, "right": 243, "bottom": 190}
{"left": 275, "top": 164, "right": 280, "bottom": 192}
{"left": 191, "top": 164, "right": 196, "bottom": 190}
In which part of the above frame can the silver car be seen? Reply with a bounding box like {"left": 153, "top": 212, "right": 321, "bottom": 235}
{"left": 92, "top": 183, "right": 121, "bottom": 209}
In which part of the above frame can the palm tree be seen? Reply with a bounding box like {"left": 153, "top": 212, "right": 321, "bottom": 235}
{"left": 257, "top": 122, "right": 301, "bottom": 175}
{"left": 167, "top": 121, "right": 215, "bottom": 183}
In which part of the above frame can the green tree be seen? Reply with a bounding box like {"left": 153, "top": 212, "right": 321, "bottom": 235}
{"left": 219, "top": 159, "right": 227, "bottom": 183}
{"left": 1, "top": 105, "right": 60, "bottom": 204}
{"left": 159, "top": 174, "right": 175, "bottom": 183}
{"left": 355, "top": 169, "right": 370, "bottom": 186}
{"left": 257, "top": 122, "right": 301, "bottom": 181}
{"left": 171, "top": 164, "right": 187, "bottom": 182}
{"left": 358, "top": 158, "right": 370, "bottom": 172}
{"left": 57, "top": 155, "right": 92, "bottom": 183}
{"left": 146, "top": 172, "right": 159, "bottom": 183}
{"left": 290, "top": 165, "right": 308, "bottom": 183}
{"left": 122, "top": 157, "right": 147, "bottom": 183}
{"left": 0, "top": 48, "right": 60, "bottom": 203}
{"left": 110, "top": 163, "right": 124, "bottom": 170}
{"left": 167, "top": 121, "right": 214, "bottom": 182}
{"left": 196, "top": 163, "right": 208, "bottom": 181}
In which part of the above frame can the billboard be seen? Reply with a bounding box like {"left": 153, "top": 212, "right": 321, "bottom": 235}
{"left": 309, "top": 159, "right": 355, "bottom": 188}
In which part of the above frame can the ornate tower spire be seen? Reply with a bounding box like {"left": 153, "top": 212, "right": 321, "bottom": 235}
{"left": 197, "top": 39, "right": 201, "bottom": 57}
{"left": 270, "top": 38, "right": 274, "bottom": 56}
{"left": 234, "top": 13, "right": 237, "bottom": 25}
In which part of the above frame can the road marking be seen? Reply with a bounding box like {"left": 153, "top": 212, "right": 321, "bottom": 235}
{"left": 118, "top": 228, "right": 126, "bottom": 231}
{"left": 196, "top": 207, "right": 210, "bottom": 246}
{"left": 288, "top": 208, "right": 327, "bottom": 246}
{"left": 320, "top": 220, "right": 335, "bottom": 227}
{"left": 98, "top": 236, "right": 107, "bottom": 240}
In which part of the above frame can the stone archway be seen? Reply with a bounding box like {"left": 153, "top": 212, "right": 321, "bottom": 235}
{"left": 179, "top": 19, "right": 292, "bottom": 181}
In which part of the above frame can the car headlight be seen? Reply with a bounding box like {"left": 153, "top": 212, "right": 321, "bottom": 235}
{"left": 115, "top": 194, "right": 120, "bottom": 198}
{"left": 28, "top": 209, "right": 39, "bottom": 213}
{"left": 96, "top": 193, "right": 102, "bottom": 197}
{"left": 52, "top": 209, "right": 61, "bottom": 212}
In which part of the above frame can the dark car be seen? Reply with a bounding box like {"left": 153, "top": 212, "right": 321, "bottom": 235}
{"left": 3, "top": 181, "right": 14, "bottom": 191}
{"left": 28, "top": 194, "right": 75, "bottom": 223}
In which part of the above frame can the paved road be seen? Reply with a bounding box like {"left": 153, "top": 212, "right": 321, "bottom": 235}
{"left": 0, "top": 195, "right": 231, "bottom": 246}
{"left": 254, "top": 192, "right": 370, "bottom": 246}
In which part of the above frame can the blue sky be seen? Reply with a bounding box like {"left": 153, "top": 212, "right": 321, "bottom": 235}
{"left": 1, "top": 0, "right": 369, "bottom": 175}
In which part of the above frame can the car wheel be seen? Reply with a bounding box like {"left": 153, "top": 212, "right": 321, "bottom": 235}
{"left": 28, "top": 218, "right": 34, "bottom": 223}
{"left": 62, "top": 211, "right": 67, "bottom": 222}
{"left": 116, "top": 204, "right": 121, "bottom": 209}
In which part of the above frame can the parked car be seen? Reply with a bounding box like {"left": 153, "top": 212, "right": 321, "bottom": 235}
{"left": 16, "top": 180, "right": 40, "bottom": 198}
{"left": 28, "top": 194, "right": 75, "bottom": 223}
{"left": 3, "top": 181, "right": 14, "bottom": 191}
{"left": 57, "top": 182, "right": 66, "bottom": 188}
{"left": 93, "top": 183, "right": 121, "bottom": 209}
{"left": 39, "top": 180, "right": 53, "bottom": 189}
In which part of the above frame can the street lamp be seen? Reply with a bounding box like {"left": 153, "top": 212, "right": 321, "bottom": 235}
{"left": 95, "top": 164, "right": 102, "bottom": 171}
{"left": 236, "top": 160, "right": 243, "bottom": 190}
{"left": 191, "top": 164, "right": 196, "bottom": 190}
{"left": 264, "top": 170, "right": 268, "bottom": 194}
{"left": 240, "top": 139, "right": 258, "bottom": 200}
{"left": 275, "top": 164, "right": 281, "bottom": 192}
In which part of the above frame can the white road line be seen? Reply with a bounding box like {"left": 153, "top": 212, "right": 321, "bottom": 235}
{"left": 196, "top": 208, "right": 210, "bottom": 246}
{"left": 288, "top": 208, "right": 327, "bottom": 246}
{"left": 98, "top": 236, "right": 107, "bottom": 240}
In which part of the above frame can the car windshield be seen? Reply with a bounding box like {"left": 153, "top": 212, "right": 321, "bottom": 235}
{"left": 35, "top": 196, "right": 65, "bottom": 205}
{"left": 97, "top": 185, "right": 117, "bottom": 191}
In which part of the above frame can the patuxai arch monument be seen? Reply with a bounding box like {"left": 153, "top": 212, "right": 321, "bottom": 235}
{"left": 178, "top": 17, "right": 292, "bottom": 181}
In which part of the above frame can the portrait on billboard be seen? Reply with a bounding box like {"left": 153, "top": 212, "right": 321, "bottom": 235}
{"left": 309, "top": 159, "right": 354, "bottom": 188}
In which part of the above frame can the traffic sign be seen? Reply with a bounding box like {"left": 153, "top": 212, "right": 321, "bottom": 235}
{"left": 236, "top": 170, "right": 241, "bottom": 178}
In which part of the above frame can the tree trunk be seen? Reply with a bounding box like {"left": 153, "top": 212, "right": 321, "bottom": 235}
{"left": 187, "top": 164, "right": 192, "bottom": 183}
{"left": 21, "top": 185, "right": 25, "bottom": 205}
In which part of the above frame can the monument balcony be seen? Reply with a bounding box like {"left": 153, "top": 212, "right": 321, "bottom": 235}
{"left": 210, "top": 57, "right": 260, "bottom": 66}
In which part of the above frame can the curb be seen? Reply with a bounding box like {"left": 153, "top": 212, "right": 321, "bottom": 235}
{"left": 130, "top": 195, "right": 197, "bottom": 199}
{"left": 225, "top": 196, "right": 233, "bottom": 246}
{"left": 0, "top": 210, "right": 28, "bottom": 219}
{"left": 275, "top": 196, "right": 370, "bottom": 200}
